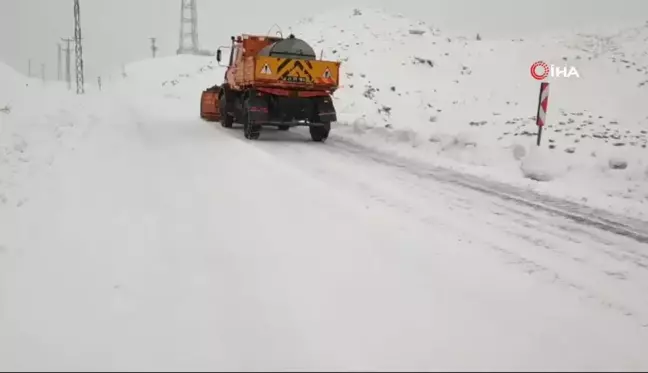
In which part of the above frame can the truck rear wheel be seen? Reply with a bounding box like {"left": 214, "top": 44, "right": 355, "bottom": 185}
{"left": 244, "top": 121, "right": 261, "bottom": 140}
{"left": 310, "top": 122, "right": 330, "bottom": 142}
{"left": 243, "top": 97, "right": 261, "bottom": 140}
{"left": 219, "top": 92, "right": 233, "bottom": 128}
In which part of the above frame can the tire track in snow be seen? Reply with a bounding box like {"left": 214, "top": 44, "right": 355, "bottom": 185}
{"left": 220, "top": 125, "right": 648, "bottom": 244}
{"left": 327, "top": 135, "right": 648, "bottom": 245}
{"left": 216, "top": 125, "right": 648, "bottom": 327}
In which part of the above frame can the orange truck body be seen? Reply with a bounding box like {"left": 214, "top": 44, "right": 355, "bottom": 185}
{"left": 200, "top": 33, "right": 341, "bottom": 141}
{"left": 227, "top": 35, "right": 340, "bottom": 93}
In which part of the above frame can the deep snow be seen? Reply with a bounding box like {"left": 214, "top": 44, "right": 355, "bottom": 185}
{"left": 2, "top": 7, "right": 648, "bottom": 371}
{"left": 0, "top": 64, "right": 105, "bottom": 208}
{"left": 292, "top": 7, "right": 648, "bottom": 220}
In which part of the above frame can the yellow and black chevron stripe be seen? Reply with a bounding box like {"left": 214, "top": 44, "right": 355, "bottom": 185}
{"left": 275, "top": 58, "right": 314, "bottom": 83}
{"left": 253, "top": 56, "right": 339, "bottom": 86}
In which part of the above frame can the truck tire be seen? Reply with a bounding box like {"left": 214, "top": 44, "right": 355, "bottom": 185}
{"left": 219, "top": 91, "right": 234, "bottom": 128}
{"left": 243, "top": 97, "right": 261, "bottom": 140}
{"left": 310, "top": 122, "right": 330, "bottom": 142}
{"left": 278, "top": 125, "right": 290, "bottom": 131}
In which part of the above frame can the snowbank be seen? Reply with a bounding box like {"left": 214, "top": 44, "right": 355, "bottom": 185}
{"left": 105, "top": 55, "right": 225, "bottom": 122}
{"left": 291, "top": 7, "right": 648, "bottom": 219}
{"left": 0, "top": 62, "right": 108, "bottom": 207}
{"left": 108, "top": 55, "right": 222, "bottom": 96}
{"left": 0, "top": 63, "right": 26, "bottom": 112}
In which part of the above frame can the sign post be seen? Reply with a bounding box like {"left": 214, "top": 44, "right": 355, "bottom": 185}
{"left": 536, "top": 82, "right": 549, "bottom": 146}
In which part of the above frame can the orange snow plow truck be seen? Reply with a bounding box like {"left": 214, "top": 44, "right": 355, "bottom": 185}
{"left": 200, "top": 33, "right": 340, "bottom": 141}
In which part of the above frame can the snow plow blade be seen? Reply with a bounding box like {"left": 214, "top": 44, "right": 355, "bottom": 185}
{"left": 200, "top": 85, "right": 221, "bottom": 121}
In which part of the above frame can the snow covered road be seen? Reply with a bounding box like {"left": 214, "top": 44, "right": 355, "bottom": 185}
{"left": 2, "top": 108, "right": 648, "bottom": 370}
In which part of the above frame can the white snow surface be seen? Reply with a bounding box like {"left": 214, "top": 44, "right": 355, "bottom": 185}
{"left": 2, "top": 8, "right": 648, "bottom": 371}
{"left": 293, "top": 7, "right": 648, "bottom": 220}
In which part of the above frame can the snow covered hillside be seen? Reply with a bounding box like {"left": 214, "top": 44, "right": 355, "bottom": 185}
{"left": 0, "top": 63, "right": 109, "bottom": 207}
{"left": 104, "top": 55, "right": 224, "bottom": 125}
{"left": 108, "top": 55, "right": 223, "bottom": 100}
{"left": 1, "top": 54, "right": 224, "bottom": 210}
{"left": 293, "top": 7, "right": 648, "bottom": 219}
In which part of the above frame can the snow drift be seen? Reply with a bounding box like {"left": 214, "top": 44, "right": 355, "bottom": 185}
{"left": 105, "top": 55, "right": 225, "bottom": 124}
{"left": 0, "top": 62, "right": 109, "bottom": 207}
{"left": 0, "top": 62, "right": 26, "bottom": 112}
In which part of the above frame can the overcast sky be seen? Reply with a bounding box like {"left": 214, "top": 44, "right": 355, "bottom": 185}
{"left": 1, "top": 0, "right": 647, "bottom": 80}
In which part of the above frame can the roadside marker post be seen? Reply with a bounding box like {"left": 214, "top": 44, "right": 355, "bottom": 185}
{"left": 536, "top": 82, "right": 550, "bottom": 146}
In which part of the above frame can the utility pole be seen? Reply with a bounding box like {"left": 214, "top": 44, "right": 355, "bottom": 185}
{"left": 28, "top": 59, "right": 32, "bottom": 77}
{"left": 73, "top": 0, "right": 85, "bottom": 94}
{"left": 61, "top": 38, "right": 73, "bottom": 90}
{"left": 41, "top": 63, "right": 45, "bottom": 81}
{"left": 177, "top": 0, "right": 200, "bottom": 55}
{"left": 57, "top": 43, "right": 62, "bottom": 81}
{"left": 150, "top": 37, "right": 158, "bottom": 58}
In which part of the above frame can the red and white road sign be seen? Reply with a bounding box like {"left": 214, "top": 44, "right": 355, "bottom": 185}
{"left": 536, "top": 82, "right": 549, "bottom": 127}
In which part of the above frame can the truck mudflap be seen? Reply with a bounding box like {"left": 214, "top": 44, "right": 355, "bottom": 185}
{"left": 246, "top": 93, "right": 269, "bottom": 123}
{"left": 200, "top": 86, "right": 221, "bottom": 121}
{"left": 315, "top": 96, "right": 337, "bottom": 123}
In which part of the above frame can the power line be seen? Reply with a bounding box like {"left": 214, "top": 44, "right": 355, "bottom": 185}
{"left": 73, "top": 0, "right": 85, "bottom": 94}
{"left": 176, "top": 0, "right": 213, "bottom": 56}
{"left": 58, "top": 43, "right": 62, "bottom": 81}
{"left": 177, "top": 0, "right": 199, "bottom": 55}
{"left": 61, "top": 37, "right": 73, "bottom": 90}
{"left": 150, "top": 37, "right": 158, "bottom": 58}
